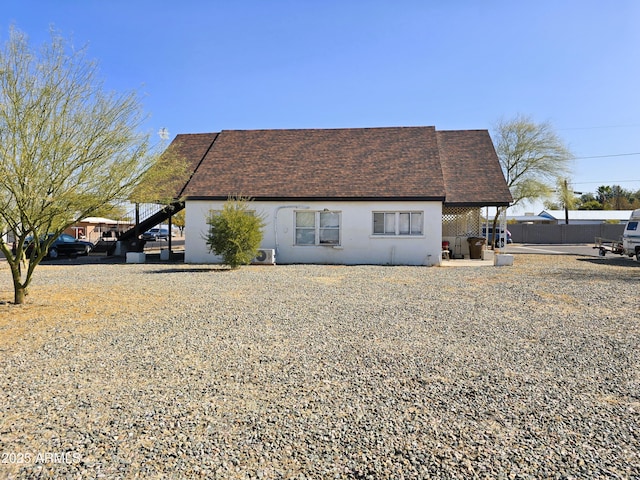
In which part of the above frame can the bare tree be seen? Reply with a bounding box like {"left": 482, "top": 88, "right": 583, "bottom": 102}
{"left": 491, "top": 115, "right": 572, "bottom": 243}
{"left": 0, "top": 27, "right": 155, "bottom": 304}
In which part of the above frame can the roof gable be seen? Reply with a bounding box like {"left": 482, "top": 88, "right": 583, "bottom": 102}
{"left": 437, "top": 130, "right": 513, "bottom": 206}
{"left": 169, "top": 133, "right": 218, "bottom": 198}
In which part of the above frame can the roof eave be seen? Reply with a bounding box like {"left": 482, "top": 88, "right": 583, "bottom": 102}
{"left": 184, "top": 195, "right": 447, "bottom": 202}
{"left": 444, "top": 201, "right": 512, "bottom": 208}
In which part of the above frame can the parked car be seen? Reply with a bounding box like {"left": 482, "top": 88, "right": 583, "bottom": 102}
{"left": 141, "top": 227, "right": 171, "bottom": 241}
{"left": 26, "top": 233, "right": 94, "bottom": 259}
{"left": 482, "top": 226, "right": 512, "bottom": 247}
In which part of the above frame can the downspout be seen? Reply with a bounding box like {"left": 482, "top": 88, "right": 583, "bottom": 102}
{"left": 274, "top": 205, "right": 310, "bottom": 258}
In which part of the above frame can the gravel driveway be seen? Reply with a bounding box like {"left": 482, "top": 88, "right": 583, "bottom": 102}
{"left": 1, "top": 255, "right": 639, "bottom": 478}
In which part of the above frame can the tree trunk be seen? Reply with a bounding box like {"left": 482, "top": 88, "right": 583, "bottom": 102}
{"left": 14, "top": 284, "right": 26, "bottom": 305}
{"left": 491, "top": 207, "right": 502, "bottom": 249}
{"left": 9, "top": 261, "right": 27, "bottom": 305}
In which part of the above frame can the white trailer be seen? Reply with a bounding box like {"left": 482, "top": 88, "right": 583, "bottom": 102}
{"left": 595, "top": 209, "right": 640, "bottom": 261}
{"left": 622, "top": 208, "right": 640, "bottom": 261}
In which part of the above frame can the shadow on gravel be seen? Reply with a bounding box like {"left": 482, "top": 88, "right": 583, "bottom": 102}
{"left": 35, "top": 255, "right": 125, "bottom": 266}
{"left": 546, "top": 256, "right": 640, "bottom": 284}
{"left": 34, "top": 251, "right": 187, "bottom": 267}
{"left": 144, "top": 267, "right": 231, "bottom": 274}
{"left": 577, "top": 256, "right": 640, "bottom": 268}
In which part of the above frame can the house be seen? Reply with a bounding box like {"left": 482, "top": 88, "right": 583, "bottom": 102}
{"left": 537, "top": 210, "right": 633, "bottom": 225}
{"left": 507, "top": 213, "right": 557, "bottom": 224}
{"left": 64, "top": 217, "right": 134, "bottom": 242}
{"left": 170, "top": 126, "right": 512, "bottom": 265}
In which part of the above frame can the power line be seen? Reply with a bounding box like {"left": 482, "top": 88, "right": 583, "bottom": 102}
{"left": 573, "top": 152, "right": 640, "bottom": 160}
{"left": 572, "top": 179, "right": 640, "bottom": 185}
{"left": 559, "top": 124, "right": 640, "bottom": 131}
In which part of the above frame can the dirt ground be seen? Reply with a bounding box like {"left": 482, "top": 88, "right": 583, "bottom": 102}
{"left": 1, "top": 253, "right": 638, "bottom": 348}
{"left": 0, "top": 262, "right": 166, "bottom": 348}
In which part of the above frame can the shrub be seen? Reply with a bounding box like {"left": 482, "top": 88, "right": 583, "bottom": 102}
{"left": 205, "top": 198, "right": 265, "bottom": 269}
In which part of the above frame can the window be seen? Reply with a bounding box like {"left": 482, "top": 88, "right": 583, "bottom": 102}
{"left": 59, "top": 234, "right": 77, "bottom": 243}
{"left": 626, "top": 221, "right": 638, "bottom": 231}
{"left": 373, "top": 212, "right": 423, "bottom": 236}
{"left": 296, "top": 210, "right": 340, "bottom": 245}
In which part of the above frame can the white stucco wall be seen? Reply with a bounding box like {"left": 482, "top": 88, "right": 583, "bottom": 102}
{"left": 184, "top": 200, "right": 443, "bottom": 265}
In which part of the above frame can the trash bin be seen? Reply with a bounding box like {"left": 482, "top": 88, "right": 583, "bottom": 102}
{"left": 467, "top": 236, "right": 486, "bottom": 259}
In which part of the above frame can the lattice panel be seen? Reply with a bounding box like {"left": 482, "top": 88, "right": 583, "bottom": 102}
{"left": 442, "top": 207, "right": 481, "bottom": 237}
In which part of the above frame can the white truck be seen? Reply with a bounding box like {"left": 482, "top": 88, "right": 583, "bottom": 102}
{"left": 594, "top": 208, "right": 640, "bottom": 261}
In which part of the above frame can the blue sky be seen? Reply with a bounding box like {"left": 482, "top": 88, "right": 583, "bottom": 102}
{"left": 4, "top": 1, "right": 640, "bottom": 213}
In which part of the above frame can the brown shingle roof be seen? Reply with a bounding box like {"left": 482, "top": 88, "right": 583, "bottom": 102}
{"left": 437, "top": 130, "right": 513, "bottom": 206}
{"left": 176, "top": 127, "right": 511, "bottom": 205}
{"left": 169, "top": 133, "right": 218, "bottom": 198}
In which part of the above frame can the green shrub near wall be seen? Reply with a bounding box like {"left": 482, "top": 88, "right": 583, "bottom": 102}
{"left": 205, "top": 198, "right": 265, "bottom": 269}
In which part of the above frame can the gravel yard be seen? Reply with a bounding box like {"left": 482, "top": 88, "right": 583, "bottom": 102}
{"left": 0, "top": 255, "right": 639, "bottom": 479}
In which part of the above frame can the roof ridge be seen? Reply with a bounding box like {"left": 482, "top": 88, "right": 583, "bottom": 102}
{"left": 217, "top": 125, "right": 437, "bottom": 134}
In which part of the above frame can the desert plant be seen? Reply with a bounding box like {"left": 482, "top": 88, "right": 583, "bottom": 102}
{"left": 0, "top": 27, "right": 155, "bottom": 304}
{"left": 205, "top": 198, "right": 265, "bottom": 269}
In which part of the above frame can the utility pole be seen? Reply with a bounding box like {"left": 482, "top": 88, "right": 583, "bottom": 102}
{"left": 564, "top": 179, "right": 569, "bottom": 225}
{"left": 561, "top": 179, "right": 581, "bottom": 225}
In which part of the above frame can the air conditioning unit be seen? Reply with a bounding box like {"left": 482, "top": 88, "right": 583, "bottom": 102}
{"left": 252, "top": 248, "right": 276, "bottom": 265}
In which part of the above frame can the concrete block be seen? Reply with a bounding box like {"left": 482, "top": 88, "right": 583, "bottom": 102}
{"left": 126, "top": 252, "right": 146, "bottom": 264}
{"left": 481, "top": 249, "right": 495, "bottom": 261}
{"left": 494, "top": 254, "right": 514, "bottom": 266}
{"left": 160, "top": 249, "right": 170, "bottom": 261}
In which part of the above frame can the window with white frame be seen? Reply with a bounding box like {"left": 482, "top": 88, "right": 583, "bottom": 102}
{"left": 295, "top": 210, "right": 341, "bottom": 245}
{"left": 373, "top": 211, "right": 423, "bottom": 236}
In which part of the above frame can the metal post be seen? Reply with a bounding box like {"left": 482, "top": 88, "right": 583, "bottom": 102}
{"left": 134, "top": 203, "right": 140, "bottom": 251}
{"left": 168, "top": 213, "right": 173, "bottom": 255}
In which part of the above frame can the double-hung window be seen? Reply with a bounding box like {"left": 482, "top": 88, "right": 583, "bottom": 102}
{"left": 373, "top": 211, "right": 423, "bottom": 236}
{"left": 296, "top": 210, "right": 340, "bottom": 245}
